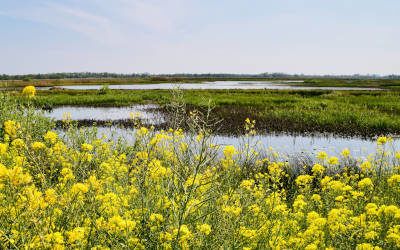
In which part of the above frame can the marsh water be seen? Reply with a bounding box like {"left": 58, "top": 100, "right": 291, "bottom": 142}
{"left": 44, "top": 105, "right": 164, "bottom": 125}
{"left": 56, "top": 126, "right": 400, "bottom": 158}
{"left": 46, "top": 105, "right": 400, "bottom": 158}
{"left": 36, "top": 81, "right": 382, "bottom": 91}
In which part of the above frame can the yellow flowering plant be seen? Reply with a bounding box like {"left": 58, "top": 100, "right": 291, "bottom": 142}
{"left": 22, "top": 85, "right": 36, "bottom": 98}
{"left": 1, "top": 95, "right": 400, "bottom": 249}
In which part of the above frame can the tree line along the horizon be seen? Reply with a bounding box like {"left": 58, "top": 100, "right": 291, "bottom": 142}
{"left": 1, "top": 72, "right": 399, "bottom": 81}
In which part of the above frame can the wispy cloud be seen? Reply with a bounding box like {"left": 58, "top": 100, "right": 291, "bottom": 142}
{"left": 0, "top": 1, "right": 118, "bottom": 45}
{"left": 0, "top": 0, "right": 189, "bottom": 45}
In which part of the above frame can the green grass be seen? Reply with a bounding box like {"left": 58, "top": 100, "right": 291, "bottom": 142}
{"left": 10, "top": 89, "right": 400, "bottom": 136}
{"left": 0, "top": 77, "right": 279, "bottom": 88}
{"left": 292, "top": 78, "right": 400, "bottom": 89}
{"left": 3, "top": 77, "right": 400, "bottom": 89}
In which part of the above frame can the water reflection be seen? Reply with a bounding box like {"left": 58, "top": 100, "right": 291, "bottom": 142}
{"left": 35, "top": 81, "right": 382, "bottom": 91}
{"left": 58, "top": 126, "right": 399, "bottom": 158}
{"left": 44, "top": 105, "right": 164, "bottom": 125}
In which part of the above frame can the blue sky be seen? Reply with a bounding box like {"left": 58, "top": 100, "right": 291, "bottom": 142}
{"left": 0, "top": 0, "right": 399, "bottom": 74}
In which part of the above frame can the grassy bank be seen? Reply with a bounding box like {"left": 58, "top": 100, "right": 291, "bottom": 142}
{"left": 0, "top": 77, "right": 282, "bottom": 88}
{"left": 3, "top": 77, "right": 400, "bottom": 89}
{"left": 290, "top": 78, "right": 400, "bottom": 89}
{"left": 12, "top": 89, "right": 400, "bottom": 137}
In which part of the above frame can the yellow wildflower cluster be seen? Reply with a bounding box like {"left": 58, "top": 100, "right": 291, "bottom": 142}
{"left": 1, "top": 119, "right": 400, "bottom": 249}
{"left": 22, "top": 85, "right": 36, "bottom": 98}
{"left": 3, "top": 120, "right": 20, "bottom": 140}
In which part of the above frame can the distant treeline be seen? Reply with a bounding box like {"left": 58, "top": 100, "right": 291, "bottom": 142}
{"left": 1, "top": 72, "right": 400, "bottom": 80}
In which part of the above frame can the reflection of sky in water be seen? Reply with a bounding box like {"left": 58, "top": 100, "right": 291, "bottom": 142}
{"left": 44, "top": 105, "right": 164, "bottom": 124}
{"left": 57, "top": 126, "right": 400, "bottom": 159}
{"left": 47, "top": 105, "right": 398, "bottom": 158}
{"left": 35, "top": 81, "right": 382, "bottom": 91}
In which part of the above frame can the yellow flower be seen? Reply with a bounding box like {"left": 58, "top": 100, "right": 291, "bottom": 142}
{"left": 45, "top": 188, "right": 58, "bottom": 205}
{"left": 60, "top": 167, "right": 75, "bottom": 182}
{"left": 356, "top": 243, "right": 382, "bottom": 250}
{"left": 197, "top": 224, "right": 212, "bottom": 235}
{"left": 328, "top": 156, "right": 339, "bottom": 165}
{"left": 240, "top": 179, "right": 255, "bottom": 190}
{"left": 388, "top": 175, "right": 400, "bottom": 187}
{"left": 341, "top": 148, "right": 350, "bottom": 157}
{"left": 70, "top": 183, "right": 89, "bottom": 195}
{"left": 293, "top": 195, "right": 307, "bottom": 211}
{"left": 0, "top": 163, "right": 9, "bottom": 179}
{"left": 365, "top": 203, "right": 379, "bottom": 216}
{"left": 358, "top": 178, "right": 374, "bottom": 190}
{"left": 317, "top": 151, "right": 328, "bottom": 160}
{"left": 138, "top": 127, "right": 149, "bottom": 136}
{"left": 0, "top": 143, "right": 7, "bottom": 156}
{"left": 81, "top": 143, "right": 93, "bottom": 152}
{"left": 148, "top": 159, "right": 171, "bottom": 180}
{"left": 295, "top": 175, "right": 313, "bottom": 188}
{"left": 172, "top": 225, "right": 192, "bottom": 242}
{"left": 11, "top": 138, "right": 25, "bottom": 149}
{"left": 106, "top": 216, "right": 137, "bottom": 233}
{"left": 67, "top": 227, "right": 86, "bottom": 244}
{"left": 44, "top": 131, "right": 58, "bottom": 144}
{"left": 32, "top": 141, "right": 46, "bottom": 151}
{"left": 248, "top": 204, "right": 261, "bottom": 215}
{"left": 311, "top": 194, "right": 322, "bottom": 203}
{"left": 312, "top": 163, "right": 325, "bottom": 175}
{"left": 223, "top": 145, "right": 237, "bottom": 158}
{"left": 239, "top": 226, "right": 258, "bottom": 239}
{"left": 360, "top": 161, "right": 372, "bottom": 172}
{"left": 4, "top": 120, "right": 20, "bottom": 139}
{"left": 22, "top": 85, "right": 36, "bottom": 98}
{"left": 364, "top": 231, "right": 378, "bottom": 240}
{"left": 377, "top": 136, "right": 388, "bottom": 145}
{"left": 222, "top": 205, "right": 242, "bottom": 217}
{"left": 386, "top": 225, "right": 400, "bottom": 248}
{"left": 305, "top": 244, "right": 318, "bottom": 250}
{"left": 149, "top": 213, "right": 164, "bottom": 224}
{"left": 7, "top": 166, "right": 32, "bottom": 186}
{"left": 44, "top": 232, "right": 64, "bottom": 245}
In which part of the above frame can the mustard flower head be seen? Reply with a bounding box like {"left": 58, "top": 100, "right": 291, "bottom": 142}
{"left": 197, "top": 224, "right": 212, "bottom": 235}
{"left": 22, "top": 85, "right": 36, "bottom": 98}
{"left": 44, "top": 131, "right": 58, "bottom": 144}
{"left": 377, "top": 136, "right": 388, "bottom": 145}
{"left": 223, "top": 145, "right": 237, "bottom": 158}
{"left": 4, "top": 120, "right": 20, "bottom": 139}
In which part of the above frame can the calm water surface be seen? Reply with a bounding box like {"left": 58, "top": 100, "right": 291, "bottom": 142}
{"left": 58, "top": 126, "right": 399, "bottom": 158}
{"left": 36, "top": 81, "right": 382, "bottom": 91}
{"left": 44, "top": 105, "right": 164, "bottom": 125}
{"left": 47, "top": 105, "right": 398, "bottom": 157}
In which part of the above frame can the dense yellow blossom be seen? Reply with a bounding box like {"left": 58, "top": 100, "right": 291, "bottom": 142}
{"left": 1, "top": 117, "right": 400, "bottom": 249}
{"left": 22, "top": 85, "right": 36, "bottom": 98}
{"left": 3, "top": 120, "right": 20, "bottom": 139}
{"left": 44, "top": 131, "right": 58, "bottom": 144}
{"left": 223, "top": 145, "right": 237, "bottom": 158}
{"left": 81, "top": 143, "right": 93, "bottom": 152}
{"left": 197, "top": 223, "right": 212, "bottom": 235}
{"left": 312, "top": 163, "right": 325, "bottom": 175}
{"left": 341, "top": 148, "right": 350, "bottom": 157}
